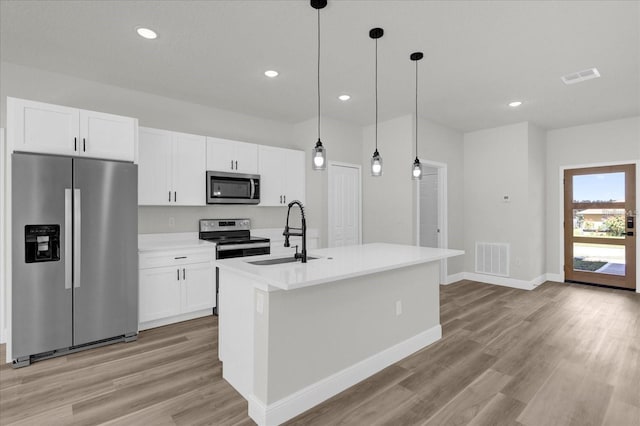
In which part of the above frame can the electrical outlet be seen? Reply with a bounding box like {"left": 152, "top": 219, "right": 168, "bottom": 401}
{"left": 395, "top": 300, "right": 402, "bottom": 316}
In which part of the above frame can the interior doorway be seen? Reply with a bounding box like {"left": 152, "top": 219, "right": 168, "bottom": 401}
{"left": 564, "top": 164, "right": 636, "bottom": 289}
{"left": 415, "top": 159, "right": 448, "bottom": 281}
{"left": 328, "top": 162, "right": 361, "bottom": 247}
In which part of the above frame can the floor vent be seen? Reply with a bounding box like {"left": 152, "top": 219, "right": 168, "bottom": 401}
{"left": 475, "top": 242, "right": 509, "bottom": 277}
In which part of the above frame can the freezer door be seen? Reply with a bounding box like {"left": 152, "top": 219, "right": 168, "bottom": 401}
{"left": 73, "top": 159, "right": 138, "bottom": 345}
{"left": 12, "top": 153, "right": 73, "bottom": 359}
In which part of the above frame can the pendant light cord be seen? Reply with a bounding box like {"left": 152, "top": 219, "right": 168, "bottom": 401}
{"left": 317, "top": 9, "right": 321, "bottom": 141}
{"left": 375, "top": 38, "right": 378, "bottom": 151}
{"left": 415, "top": 59, "right": 418, "bottom": 157}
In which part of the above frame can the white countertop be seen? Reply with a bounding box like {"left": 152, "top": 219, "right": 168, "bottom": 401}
{"left": 138, "top": 232, "right": 215, "bottom": 252}
{"left": 216, "top": 243, "right": 464, "bottom": 291}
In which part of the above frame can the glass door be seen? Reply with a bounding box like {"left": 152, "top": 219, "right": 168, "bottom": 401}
{"left": 564, "top": 164, "right": 636, "bottom": 289}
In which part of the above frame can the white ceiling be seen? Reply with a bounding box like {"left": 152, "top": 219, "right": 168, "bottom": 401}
{"left": 1, "top": 0, "right": 638, "bottom": 132}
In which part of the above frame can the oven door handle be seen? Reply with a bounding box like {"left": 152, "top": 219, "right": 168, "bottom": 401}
{"left": 217, "top": 242, "right": 271, "bottom": 251}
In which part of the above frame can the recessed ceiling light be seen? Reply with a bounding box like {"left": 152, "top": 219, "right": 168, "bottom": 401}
{"left": 264, "top": 70, "right": 279, "bottom": 78}
{"left": 338, "top": 94, "right": 351, "bottom": 101}
{"left": 508, "top": 101, "right": 523, "bottom": 107}
{"left": 136, "top": 27, "right": 157, "bottom": 40}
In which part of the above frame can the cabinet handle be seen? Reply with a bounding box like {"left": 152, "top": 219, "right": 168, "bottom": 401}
{"left": 177, "top": 269, "right": 180, "bottom": 281}
{"left": 174, "top": 191, "right": 177, "bottom": 202}
{"left": 279, "top": 195, "right": 282, "bottom": 204}
{"left": 235, "top": 160, "right": 238, "bottom": 170}
{"left": 183, "top": 268, "right": 186, "bottom": 280}
{"left": 169, "top": 191, "right": 171, "bottom": 202}
{"left": 74, "top": 137, "right": 77, "bottom": 151}
{"left": 231, "top": 160, "right": 234, "bottom": 170}
{"left": 174, "top": 256, "right": 187, "bottom": 259}
{"left": 83, "top": 138, "right": 86, "bottom": 152}
{"left": 283, "top": 195, "right": 286, "bottom": 203}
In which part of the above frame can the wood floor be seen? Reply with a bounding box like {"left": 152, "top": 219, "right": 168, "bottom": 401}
{"left": 1, "top": 280, "right": 639, "bottom": 425}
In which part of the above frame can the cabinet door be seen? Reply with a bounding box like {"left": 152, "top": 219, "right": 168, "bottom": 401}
{"left": 233, "top": 141, "right": 258, "bottom": 174}
{"left": 79, "top": 110, "right": 136, "bottom": 161}
{"left": 173, "top": 132, "right": 206, "bottom": 206}
{"left": 206, "top": 137, "right": 235, "bottom": 172}
{"left": 138, "top": 127, "right": 173, "bottom": 205}
{"left": 182, "top": 262, "right": 215, "bottom": 313}
{"left": 139, "top": 266, "right": 181, "bottom": 323}
{"left": 285, "top": 149, "right": 306, "bottom": 205}
{"left": 258, "top": 145, "right": 285, "bottom": 206}
{"left": 8, "top": 97, "right": 78, "bottom": 156}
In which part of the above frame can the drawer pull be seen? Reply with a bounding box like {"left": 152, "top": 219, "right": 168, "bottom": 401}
{"left": 174, "top": 256, "right": 187, "bottom": 259}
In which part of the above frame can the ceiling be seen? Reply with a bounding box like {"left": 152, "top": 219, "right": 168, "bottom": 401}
{"left": 1, "top": 1, "right": 638, "bottom": 132}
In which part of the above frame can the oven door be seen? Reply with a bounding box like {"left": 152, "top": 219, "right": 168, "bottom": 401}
{"left": 206, "top": 171, "right": 260, "bottom": 204}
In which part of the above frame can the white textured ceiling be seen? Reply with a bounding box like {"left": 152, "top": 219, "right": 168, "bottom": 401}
{"left": 1, "top": 0, "right": 638, "bottom": 131}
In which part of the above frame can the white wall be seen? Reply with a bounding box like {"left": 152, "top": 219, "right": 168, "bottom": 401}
{"left": 362, "top": 115, "right": 414, "bottom": 245}
{"left": 464, "top": 122, "right": 535, "bottom": 281}
{"left": 291, "top": 117, "right": 363, "bottom": 247}
{"left": 527, "top": 123, "right": 547, "bottom": 279}
{"left": 545, "top": 116, "right": 640, "bottom": 284}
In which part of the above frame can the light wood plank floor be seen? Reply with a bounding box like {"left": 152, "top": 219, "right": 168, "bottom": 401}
{"left": 1, "top": 280, "right": 639, "bottom": 425}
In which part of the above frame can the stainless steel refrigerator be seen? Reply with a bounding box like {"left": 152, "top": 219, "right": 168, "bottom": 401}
{"left": 11, "top": 153, "right": 138, "bottom": 367}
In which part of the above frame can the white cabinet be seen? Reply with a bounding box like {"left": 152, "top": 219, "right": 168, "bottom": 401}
{"left": 139, "top": 247, "right": 216, "bottom": 330}
{"left": 7, "top": 97, "right": 136, "bottom": 162}
{"left": 206, "top": 137, "right": 258, "bottom": 174}
{"left": 258, "top": 146, "right": 305, "bottom": 206}
{"left": 138, "top": 127, "right": 206, "bottom": 206}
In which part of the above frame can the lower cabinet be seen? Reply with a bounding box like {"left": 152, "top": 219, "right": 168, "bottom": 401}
{"left": 139, "top": 247, "right": 216, "bottom": 330}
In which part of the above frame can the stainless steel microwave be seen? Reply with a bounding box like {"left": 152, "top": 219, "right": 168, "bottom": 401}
{"left": 206, "top": 171, "right": 260, "bottom": 204}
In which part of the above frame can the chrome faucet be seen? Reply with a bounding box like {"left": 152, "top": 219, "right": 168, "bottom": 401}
{"left": 283, "top": 200, "right": 307, "bottom": 263}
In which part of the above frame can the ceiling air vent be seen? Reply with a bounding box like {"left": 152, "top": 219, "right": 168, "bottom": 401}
{"left": 561, "top": 67, "right": 600, "bottom": 85}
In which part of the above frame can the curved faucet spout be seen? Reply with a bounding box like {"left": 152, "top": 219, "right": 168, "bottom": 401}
{"left": 282, "top": 200, "right": 308, "bottom": 263}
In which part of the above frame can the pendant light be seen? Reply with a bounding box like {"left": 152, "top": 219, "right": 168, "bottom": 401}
{"left": 410, "top": 52, "right": 424, "bottom": 180}
{"left": 311, "top": 0, "right": 327, "bottom": 171}
{"left": 370, "top": 28, "right": 384, "bottom": 177}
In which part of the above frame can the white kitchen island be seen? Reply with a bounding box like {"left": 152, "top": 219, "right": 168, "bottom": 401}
{"left": 216, "top": 243, "right": 463, "bottom": 426}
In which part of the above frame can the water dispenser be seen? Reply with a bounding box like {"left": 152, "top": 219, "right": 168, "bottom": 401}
{"left": 25, "top": 225, "right": 60, "bottom": 263}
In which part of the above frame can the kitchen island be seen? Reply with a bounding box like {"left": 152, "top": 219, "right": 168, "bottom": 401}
{"left": 216, "top": 243, "right": 463, "bottom": 426}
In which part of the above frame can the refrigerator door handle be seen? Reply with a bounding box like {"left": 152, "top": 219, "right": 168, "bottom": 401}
{"left": 65, "top": 188, "right": 73, "bottom": 289}
{"left": 73, "top": 188, "right": 82, "bottom": 288}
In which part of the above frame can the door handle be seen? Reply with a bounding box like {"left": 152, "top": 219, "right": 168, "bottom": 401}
{"left": 627, "top": 231, "right": 634, "bottom": 236}
{"left": 64, "top": 189, "right": 72, "bottom": 289}
{"left": 73, "top": 189, "right": 81, "bottom": 288}
{"left": 83, "top": 138, "right": 86, "bottom": 152}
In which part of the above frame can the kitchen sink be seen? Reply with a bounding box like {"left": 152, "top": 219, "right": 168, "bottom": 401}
{"left": 248, "top": 256, "right": 318, "bottom": 266}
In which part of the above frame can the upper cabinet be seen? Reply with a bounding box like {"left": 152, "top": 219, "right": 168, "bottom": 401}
{"left": 206, "top": 137, "right": 258, "bottom": 174}
{"left": 7, "top": 97, "right": 137, "bottom": 162}
{"left": 139, "top": 127, "right": 206, "bottom": 206}
{"left": 258, "top": 146, "right": 305, "bottom": 206}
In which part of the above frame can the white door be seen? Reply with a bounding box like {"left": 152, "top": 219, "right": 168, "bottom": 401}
{"left": 173, "top": 132, "right": 206, "bottom": 206}
{"left": 138, "top": 128, "right": 173, "bottom": 205}
{"left": 233, "top": 141, "right": 259, "bottom": 174}
{"left": 181, "top": 262, "right": 215, "bottom": 313}
{"left": 328, "top": 163, "right": 361, "bottom": 247}
{"left": 10, "top": 98, "right": 79, "bottom": 156}
{"left": 79, "top": 110, "right": 135, "bottom": 161}
{"left": 206, "top": 137, "right": 235, "bottom": 172}
{"left": 139, "top": 266, "right": 181, "bottom": 323}
{"left": 420, "top": 166, "right": 439, "bottom": 247}
{"left": 285, "top": 149, "right": 305, "bottom": 205}
{"left": 258, "top": 145, "right": 285, "bottom": 206}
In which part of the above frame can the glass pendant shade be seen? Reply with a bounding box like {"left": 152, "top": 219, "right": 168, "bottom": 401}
{"left": 312, "top": 139, "right": 326, "bottom": 170}
{"left": 412, "top": 157, "right": 422, "bottom": 180}
{"left": 371, "top": 149, "right": 383, "bottom": 176}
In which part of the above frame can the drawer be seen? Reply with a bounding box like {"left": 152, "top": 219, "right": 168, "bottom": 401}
{"left": 140, "top": 248, "right": 215, "bottom": 269}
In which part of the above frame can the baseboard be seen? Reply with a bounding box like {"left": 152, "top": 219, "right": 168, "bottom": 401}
{"left": 248, "top": 324, "right": 442, "bottom": 426}
{"left": 464, "top": 272, "right": 544, "bottom": 291}
{"left": 545, "top": 273, "right": 564, "bottom": 283}
{"left": 443, "top": 272, "right": 465, "bottom": 285}
{"left": 138, "top": 308, "right": 214, "bottom": 331}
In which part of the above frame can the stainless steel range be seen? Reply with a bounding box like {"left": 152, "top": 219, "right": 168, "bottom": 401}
{"left": 199, "top": 219, "right": 270, "bottom": 315}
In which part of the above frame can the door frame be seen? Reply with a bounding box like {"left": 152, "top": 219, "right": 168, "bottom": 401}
{"left": 415, "top": 158, "right": 448, "bottom": 282}
{"left": 558, "top": 160, "right": 639, "bottom": 292}
{"left": 327, "top": 161, "right": 362, "bottom": 247}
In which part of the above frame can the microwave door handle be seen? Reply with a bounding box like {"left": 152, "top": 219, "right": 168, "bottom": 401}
{"left": 250, "top": 179, "right": 256, "bottom": 199}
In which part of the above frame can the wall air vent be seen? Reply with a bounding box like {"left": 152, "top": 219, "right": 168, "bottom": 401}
{"left": 475, "top": 242, "right": 509, "bottom": 277}
{"left": 561, "top": 68, "right": 600, "bottom": 85}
